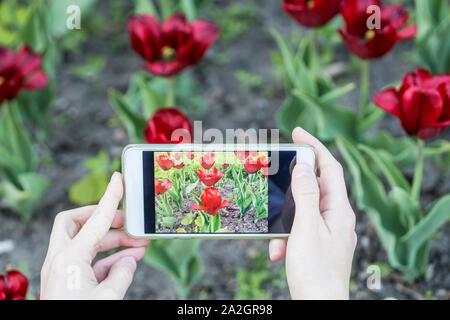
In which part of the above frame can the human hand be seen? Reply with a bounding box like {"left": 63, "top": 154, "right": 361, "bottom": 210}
{"left": 269, "top": 127, "right": 357, "bottom": 300}
{"left": 40, "top": 172, "right": 150, "bottom": 300}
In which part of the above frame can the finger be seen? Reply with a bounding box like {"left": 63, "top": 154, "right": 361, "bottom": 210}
{"left": 73, "top": 172, "right": 124, "bottom": 261}
{"left": 95, "top": 230, "right": 150, "bottom": 253}
{"left": 292, "top": 127, "right": 349, "bottom": 209}
{"left": 93, "top": 247, "right": 146, "bottom": 282}
{"left": 290, "top": 163, "right": 324, "bottom": 232}
{"left": 269, "top": 239, "right": 287, "bottom": 262}
{"left": 96, "top": 256, "right": 137, "bottom": 299}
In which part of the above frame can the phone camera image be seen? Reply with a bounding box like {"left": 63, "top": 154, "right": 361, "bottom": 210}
{"left": 143, "top": 150, "right": 296, "bottom": 235}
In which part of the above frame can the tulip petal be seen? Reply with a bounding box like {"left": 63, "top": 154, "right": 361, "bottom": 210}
{"left": 399, "top": 69, "right": 432, "bottom": 96}
{"left": 373, "top": 88, "right": 402, "bottom": 118}
{"left": 24, "top": 70, "right": 48, "bottom": 90}
{"left": 0, "top": 274, "right": 7, "bottom": 300}
{"left": 401, "top": 87, "right": 443, "bottom": 136}
{"left": 144, "top": 61, "right": 188, "bottom": 77}
{"left": 382, "top": 4, "right": 409, "bottom": 29}
{"left": 0, "top": 48, "right": 15, "bottom": 74}
{"left": 7, "top": 270, "right": 28, "bottom": 299}
{"left": 186, "top": 20, "right": 220, "bottom": 64}
{"left": 15, "top": 45, "right": 42, "bottom": 76}
{"left": 192, "top": 204, "right": 207, "bottom": 211}
{"left": 162, "top": 14, "right": 192, "bottom": 50}
{"left": 418, "top": 119, "right": 450, "bottom": 140}
{"left": 127, "top": 15, "right": 162, "bottom": 62}
{"left": 396, "top": 24, "right": 417, "bottom": 41}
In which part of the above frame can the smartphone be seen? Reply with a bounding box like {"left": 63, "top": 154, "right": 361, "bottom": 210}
{"left": 122, "top": 144, "right": 316, "bottom": 239}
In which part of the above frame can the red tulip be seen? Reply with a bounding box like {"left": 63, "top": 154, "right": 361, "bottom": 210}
{"left": 283, "top": 0, "right": 342, "bottom": 28}
{"left": 0, "top": 270, "right": 29, "bottom": 300}
{"left": 154, "top": 179, "right": 172, "bottom": 195}
{"left": 197, "top": 167, "right": 224, "bottom": 186}
{"left": 200, "top": 152, "right": 215, "bottom": 169}
{"left": 174, "top": 153, "right": 180, "bottom": 160}
{"left": 156, "top": 154, "right": 174, "bottom": 170}
{"left": 338, "top": 0, "right": 416, "bottom": 60}
{"left": 373, "top": 69, "right": 450, "bottom": 140}
{"left": 257, "top": 155, "right": 269, "bottom": 178}
{"left": 192, "top": 187, "right": 228, "bottom": 216}
{"left": 144, "top": 108, "right": 193, "bottom": 144}
{"left": 222, "top": 163, "right": 229, "bottom": 169}
{"left": 0, "top": 45, "right": 48, "bottom": 105}
{"left": 186, "top": 152, "right": 195, "bottom": 160}
{"left": 174, "top": 161, "right": 184, "bottom": 169}
{"left": 127, "top": 14, "right": 220, "bottom": 77}
{"left": 244, "top": 156, "right": 260, "bottom": 174}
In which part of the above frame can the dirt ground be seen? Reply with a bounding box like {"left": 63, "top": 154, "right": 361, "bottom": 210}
{"left": 0, "top": 0, "right": 449, "bottom": 300}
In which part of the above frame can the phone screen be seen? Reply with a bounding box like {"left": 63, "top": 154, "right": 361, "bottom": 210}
{"left": 143, "top": 151, "right": 296, "bottom": 234}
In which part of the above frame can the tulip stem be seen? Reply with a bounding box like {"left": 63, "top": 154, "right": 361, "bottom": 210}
{"left": 360, "top": 60, "right": 370, "bottom": 116}
{"left": 166, "top": 78, "right": 175, "bottom": 106}
{"left": 411, "top": 139, "right": 424, "bottom": 201}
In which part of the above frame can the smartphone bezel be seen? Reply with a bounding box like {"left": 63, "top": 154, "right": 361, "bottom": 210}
{"left": 122, "top": 144, "right": 315, "bottom": 239}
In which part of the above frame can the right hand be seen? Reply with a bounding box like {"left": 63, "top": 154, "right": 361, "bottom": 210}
{"left": 269, "top": 127, "right": 357, "bottom": 300}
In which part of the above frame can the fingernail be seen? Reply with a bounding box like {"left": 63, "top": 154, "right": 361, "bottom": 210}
{"left": 293, "top": 163, "right": 315, "bottom": 178}
{"left": 297, "top": 148, "right": 315, "bottom": 168}
{"left": 111, "top": 172, "right": 120, "bottom": 182}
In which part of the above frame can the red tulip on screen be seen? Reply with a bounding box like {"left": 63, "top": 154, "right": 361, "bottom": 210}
{"left": 197, "top": 167, "right": 224, "bottom": 186}
{"left": 244, "top": 156, "right": 260, "bottom": 174}
{"left": 338, "top": 0, "right": 416, "bottom": 59}
{"left": 222, "top": 163, "right": 229, "bottom": 169}
{"left": 373, "top": 69, "right": 450, "bottom": 140}
{"left": 174, "top": 161, "right": 184, "bottom": 169}
{"left": 0, "top": 270, "right": 29, "bottom": 300}
{"left": 0, "top": 45, "right": 48, "bottom": 105}
{"left": 154, "top": 179, "right": 172, "bottom": 195}
{"left": 200, "top": 152, "right": 215, "bottom": 169}
{"left": 156, "top": 154, "right": 174, "bottom": 170}
{"left": 258, "top": 155, "right": 269, "bottom": 178}
{"left": 186, "top": 152, "right": 195, "bottom": 160}
{"left": 144, "top": 108, "right": 192, "bottom": 144}
{"left": 127, "top": 14, "right": 220, "bottom": 77}
{"left": 192, "top": 187, "right": 228, "bottom": 216}
{"left": 283, "top": 0, "right": 342, "bottom": 28}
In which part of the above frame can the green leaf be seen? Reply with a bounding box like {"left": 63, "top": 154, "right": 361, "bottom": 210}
{"left": 401, "top": 195, "right": 450, "bottom": 252}
{"left": 109, "top": 90, "right": 147, "bottom": 143}
{"left": 85, "top": 150, "right": 109, "bottom": 173}
{"left": 181, "top": 214, "right": 194, "bottom": 226}
{"left": 0, "top": 172, "right": 50, "bottom": 222}
{"left": 69, "top": 172, "right": 109, "bottom": 206}
{"left": 0, "top": 103, "right": 36, "bottom": 173}
{"left": 358, "top": 144, "right": 410, "bottom": 192}
{"left": 49, "top": 0, "right": 98, "bottom": 38}
{"left": 389, "top": 187, "right": 421, "bottom": 230}
{"left": 270, "top": 28, "right": 298, "bottom": 87}
{"left": 185, "top": 180, "right": 199, "bottom": 195}
{"left": 161, "top": 216, "right": 177, "bottom": 229}
{"left": 134, "top": 0, "right": 158, "bottom": 16}
{"left": 180, "top": 0, "right": 196, "bottom": 21}
{"left": 137, "top": 76, "right": 164, "bottom": 119}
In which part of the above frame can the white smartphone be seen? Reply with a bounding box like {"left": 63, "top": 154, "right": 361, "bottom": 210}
{"left": 122, "top": 144, "right": 316, "bottom": 239}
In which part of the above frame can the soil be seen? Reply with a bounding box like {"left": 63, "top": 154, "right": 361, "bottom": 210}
{"left": 0, "top": 0, "right": 449, "bottom": 300}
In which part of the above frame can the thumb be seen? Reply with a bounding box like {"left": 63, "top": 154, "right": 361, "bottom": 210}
{"left": 290, "top": 163, "right": 320, "bottom": 232}
{"left": 97, "top": 256, "right": 137, "bottom": 300}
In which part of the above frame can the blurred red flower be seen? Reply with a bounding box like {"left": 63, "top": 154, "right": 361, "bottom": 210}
{"left": 144, "top": 108, "right": 193, "bottom": 144}
{"left": 127, "top": 14, "right": 220, "bottom": 77}
{"left": 257, "top": 155, "right": 269, "bottom": 178}
{"left": 154, "top": 179, "right": 172, "bottom": 195}
{"left": 174, "top": 161, "right": 184, "bottom": 169}
{"left": 200, "top": 152, "right": 215, "bottom": 169}
{"left": 156, "top": 154, "right": 174, "bottom": 170}
{"left": 373, "top": 69, "right": 450, "bottom": 140}
{"left": 197, "top": 167, "right": 224, "bottom": 186}
{"left": 222, "top": 163, "right": 229, "bottom": 169}
{"left": 244, "top": 156, "right": 260, "bottom": 174}
{"left": 283, "top": 0, "right": 342, "bottom": 28}
{"left": 0, "top": 45, "right": 48, "bottom": 105}
{"left": 0, "top": 270, "right": 28, "bottom": 300}
{"left": 338, "top": 0, "right": 416, "bottom": 59}
{"left": 192, "top": 187, "right": 228, "bottom": 216}
{"left": 186, "top": 152, "right": 195, "bottom": 160}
